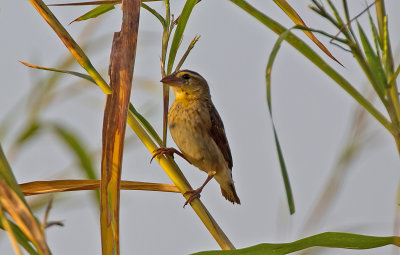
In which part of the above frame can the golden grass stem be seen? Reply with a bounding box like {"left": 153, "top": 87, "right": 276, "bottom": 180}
{"left": 127, "top": 111, "right": 235, "bottom": 250}
{"left": 28, "top": 0, "right": 111, "bottom": 94}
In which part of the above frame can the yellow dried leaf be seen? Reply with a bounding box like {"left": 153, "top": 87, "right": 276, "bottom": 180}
{"left": 0, "top": 179, "right": 50, "bottom": 255}
{"left": 20, "top": 180, "right": 179, "bottom": 196}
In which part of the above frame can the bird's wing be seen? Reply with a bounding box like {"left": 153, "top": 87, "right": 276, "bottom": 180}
{"left": 208, "top": 102, "right": 233, "bottom": 169}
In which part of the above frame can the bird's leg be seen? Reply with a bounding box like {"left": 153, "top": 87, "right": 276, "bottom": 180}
{"left": 150, "top": 147, "right": 191, "bottom": 164}
{"left": 183, "top": 171, "right": 216, "bottom": 208}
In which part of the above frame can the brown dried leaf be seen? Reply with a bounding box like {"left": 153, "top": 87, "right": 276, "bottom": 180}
{"left": 273, "top": 0, "right": 342, "bottom": 65}
{"left": 0, "top": 179, "right": 50, "bottom": 255}
{"left": 20, "top": 179, "right": 179, "bottom": 196}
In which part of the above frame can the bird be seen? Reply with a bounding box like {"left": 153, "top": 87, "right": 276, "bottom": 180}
{"left": 153, "top": 69, "right": 240, "bottom": 207}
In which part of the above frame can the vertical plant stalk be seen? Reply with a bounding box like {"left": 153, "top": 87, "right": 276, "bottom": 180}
{"left": 375, "top": 0, "right": 400, "bottom": 239}
{"left": 100, "top": 0, "right": 140, "bottom": 254}
{"left": 375, "top": 1, "right": 400, "bottom": 136}
{"left": 376, "top": 1, "right": 400, "bottom": 132}
{"left": 161, "top": 0, "right": 170, "bottom": 148}
{"left": 161, "top": 0, "right": 197, "bottom": 147}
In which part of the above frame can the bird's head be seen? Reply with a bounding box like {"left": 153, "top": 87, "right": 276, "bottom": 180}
{"left": 160, "top": 70, "right": 211, "bottom": 100}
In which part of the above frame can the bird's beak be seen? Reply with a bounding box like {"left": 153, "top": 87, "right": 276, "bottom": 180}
{"left": 160, "top": 73, "right": 183, "bottom": 87}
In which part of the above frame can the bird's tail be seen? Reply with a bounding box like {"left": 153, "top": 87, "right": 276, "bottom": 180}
{"left": 221, "top": 182, "right": 241, "bottom": 204}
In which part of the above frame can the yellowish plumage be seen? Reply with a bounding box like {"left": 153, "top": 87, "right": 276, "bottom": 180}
{"left": 160, "top": 70, "right": 240, "bottom": 205}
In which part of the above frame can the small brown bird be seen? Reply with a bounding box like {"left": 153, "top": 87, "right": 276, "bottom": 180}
{"left": 154, "top": 70, "right": 240, "bottom": 206}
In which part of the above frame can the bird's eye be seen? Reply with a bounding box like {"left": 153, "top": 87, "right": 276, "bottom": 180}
{"left": 182, "top": 74, "right": 191, "bottom": 80}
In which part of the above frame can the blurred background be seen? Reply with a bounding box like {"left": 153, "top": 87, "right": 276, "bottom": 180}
{"left": 1, "top": 0, "right": 400, "bottom": 254}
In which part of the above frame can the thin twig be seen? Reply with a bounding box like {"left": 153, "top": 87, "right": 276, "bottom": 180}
{"left": 173, "top": 0, "right": 202, "bottom": 25}
{"left": 330, "top": 1, "right": 377, "bottom": 46}
{"left": 161, "top": 0, "right": 171, "bottom": 148}
{"left": 175, "top": 35, "right": 200, "bottom": 72}
{"left": 41, "top": 199, "right": 64, "bottom": 229}
{"left": 41, "top": 198, "right": 53, "bottom": 232}
{"left": 45, "top": 221, "right": 64, "bottom": 228}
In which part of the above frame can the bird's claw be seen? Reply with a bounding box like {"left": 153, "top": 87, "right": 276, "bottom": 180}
{"left": 150, "top": 147, "right": 191, "bottom": 164}
{"left": 150, "top": 147, "right": 174, "bottom": 163}
{"left": 183, "top": 189, "right": 202, "bottom": 208}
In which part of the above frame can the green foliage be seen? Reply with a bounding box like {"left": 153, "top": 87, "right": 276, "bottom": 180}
{"left": 166, "top": 0, "right": 198, "bottom": 74}
{"left": 71, "top": 5, "right": 116, "bottom": 24}
{"left": 194, "top": 232, "right": 400, "bottom": 255}
{"left": 265, "top": 27, "right": 297, "bottom": 215}
{"left": 357, "top": 22, "right": 387, "bottom": 94}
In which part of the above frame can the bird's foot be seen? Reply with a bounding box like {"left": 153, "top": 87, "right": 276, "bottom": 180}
{"left": 183, "top": 172, "right": 215, "bottom": 207}
{"left": 150, "top": 147, "right": 190, "bottom": 164}
{"left": 183, "top": 188, "right": 203, "bottom": 208}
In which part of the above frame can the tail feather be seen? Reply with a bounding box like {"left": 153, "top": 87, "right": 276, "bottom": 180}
{"left": 221, "top": 183, "right": 240, "bottom": 204}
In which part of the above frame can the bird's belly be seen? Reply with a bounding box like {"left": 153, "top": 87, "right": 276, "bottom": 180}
{"left": 169, "top": 123, "right": 225, "bottom": 173}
